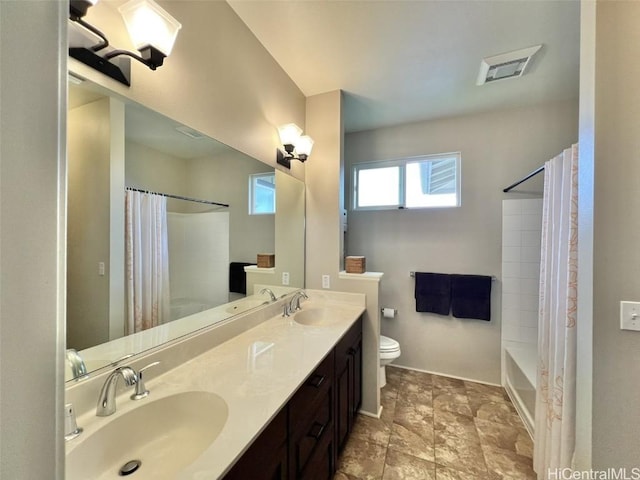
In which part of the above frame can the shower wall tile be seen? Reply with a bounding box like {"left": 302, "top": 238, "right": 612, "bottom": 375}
{"left": 502, "top": 247, "right": 521, "bottom": 263}
{"left": 521, "top": 199, "right": 543, "bottom": 214}
{"left": 501, "top": 199, "right": 542, "bottom": 350}
{"left": 502, "top": 263, "right": 521, "bottom": 278}
{"left": 502, "top": 215, "right": 522, "bottom": 232}
{"left": 502, "top": 278, "right": 521, "bottom": 295}
{"left": 521, "top": 247, "right": 541, "bottom": 264}
{"left": 521, "top": 231, "right": 541, "bottom": 248}
{"left": 520, "top": 263, "right": 540, "bottom": 280}
{"left": 502, "top": 230, "right": 521, "bottom": 247}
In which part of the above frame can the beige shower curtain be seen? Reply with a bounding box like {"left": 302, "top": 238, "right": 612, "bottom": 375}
{"left": 125, "top": 190, "right": 171, "bottom": 334}
{"left": 534, "top": 144, "right": 578, "bottom": 477}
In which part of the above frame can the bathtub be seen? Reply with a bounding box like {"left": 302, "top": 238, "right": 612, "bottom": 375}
{"left": 504, "top": 345, "right": 536, "bottom": 437}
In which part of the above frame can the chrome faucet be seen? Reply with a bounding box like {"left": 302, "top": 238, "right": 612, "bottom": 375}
{"left": 260, "top": 288, "right": 277, "bottom": 302}
{"left": 66, "top": 349, "right": 88, "bottom": 379}
{"left": 289, "top": 290, "right": 309, "bottom": 312}
{"left": 96, "top": 366, "right": 138, "bottom": 416}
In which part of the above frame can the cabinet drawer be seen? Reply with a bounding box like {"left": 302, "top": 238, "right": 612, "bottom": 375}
{"left": 335, "top": 317, "right": 362, "bottom": 363}
{"left": 291, "top": 391, "right": 333, "bottom": 475}
{"left": 298, "top": 422, "right": 335, "bottom": 480}
{"left": 290, "top": 351, "right": 334, "bottom": 430}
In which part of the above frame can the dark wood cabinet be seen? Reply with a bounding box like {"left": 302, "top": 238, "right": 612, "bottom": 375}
{"left": 289, "top": 351, "right": 335, "bottom": 479}
{"left": 334, "top": 317, "right": 363, "bottom": 453}
{"left": 223, "top": 316, "right": 363, "bottom": 480}
{"left": 224, "top": 407, "right": 288, "bottom": 480}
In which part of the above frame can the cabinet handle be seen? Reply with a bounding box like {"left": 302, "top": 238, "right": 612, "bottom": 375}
{"left": 347, "top": 348, "right": 356, "bottom": 355}
{"left": 307, "top": 421, "right": 326, "bottom": 440}
{"left": 308, "top": 374, "right": 325, "bottom": 388}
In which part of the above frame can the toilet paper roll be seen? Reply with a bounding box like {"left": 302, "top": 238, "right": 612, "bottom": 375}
{"left": 382, "top": 308, "right": 396, "bottom": 319}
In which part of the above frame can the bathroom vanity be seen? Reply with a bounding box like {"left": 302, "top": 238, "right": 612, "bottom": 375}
{"left": 225, "top": 316, "right": 362, "bottom": 479}
{"left": 65, "top": 291, "right": 365, "bottom": 479}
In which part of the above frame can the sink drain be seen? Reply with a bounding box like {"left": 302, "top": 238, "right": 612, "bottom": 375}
{"left": 119, "top": 460, "right": 141, "bottom": 476}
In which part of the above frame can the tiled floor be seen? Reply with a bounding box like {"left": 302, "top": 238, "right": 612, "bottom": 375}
{"left": 334, "top": 366, "right": 535, "bottom": 480}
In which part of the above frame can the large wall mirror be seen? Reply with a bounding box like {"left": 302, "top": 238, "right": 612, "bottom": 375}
{"left": 66, "top": 80, "right": 305, "bottom": 381}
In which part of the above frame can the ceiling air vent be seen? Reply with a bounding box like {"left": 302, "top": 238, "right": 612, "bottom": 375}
{"left": 175, "top": 125, "right": 206, "bottom": 139}
{"left": 476, "top": 45, "right": 542, "bottom": 86}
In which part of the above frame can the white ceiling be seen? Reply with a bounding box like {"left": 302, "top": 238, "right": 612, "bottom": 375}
{"left": 228, "top": 0, "right": 580, "bottom": 133}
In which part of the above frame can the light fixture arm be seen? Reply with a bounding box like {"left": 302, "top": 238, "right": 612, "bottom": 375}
{"left": 70, "top": 17, "right": 109, "bottom": 52}
{"left": 104, "top": 46, "right": 165, "bottom": 71}
{"left": 68, "top": 0, "right": 180, "bottom": 87}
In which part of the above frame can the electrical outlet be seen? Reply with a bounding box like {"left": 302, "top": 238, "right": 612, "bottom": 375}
{"left": 322, "top": 275, "right": 330, "bottom": 289}
{"left": 620, "top": 301, "right": 640, "bottom": 331}
{"left": 282, "top": 272, "right": 290, "bottom": 285}
{"left": 98, "top": 262, "right": 105, "bottom": 276}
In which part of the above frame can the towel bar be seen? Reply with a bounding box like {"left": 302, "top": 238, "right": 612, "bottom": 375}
{"left": 409, "top": 271, "right": 497, "bottom": 281}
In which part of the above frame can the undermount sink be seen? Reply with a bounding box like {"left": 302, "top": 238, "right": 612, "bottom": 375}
{"left": 66, "top": 391, "right": 228, "bottom": 480}
{"left": 293, "top": 307, "right": 340, "bottom": 326}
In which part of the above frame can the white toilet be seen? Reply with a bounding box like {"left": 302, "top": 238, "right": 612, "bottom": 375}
{"left": 379, "top": 335, "right": 401, "bottom": 388}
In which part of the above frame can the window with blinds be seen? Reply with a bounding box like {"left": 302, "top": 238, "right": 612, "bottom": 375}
{"left": 352, "top": 153, "right": 460, "bottom": 210}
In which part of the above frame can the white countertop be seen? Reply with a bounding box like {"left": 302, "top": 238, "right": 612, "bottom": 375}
{"left": 67, "top": 291, "right": 365, "bottom": 479}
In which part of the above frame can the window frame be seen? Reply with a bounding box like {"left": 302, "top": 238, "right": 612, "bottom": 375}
{"left": 248, "top": 172, "right": 276, "bottom": 215}
{"left": 352, "top": 152, "right": 461, "bottom": 211}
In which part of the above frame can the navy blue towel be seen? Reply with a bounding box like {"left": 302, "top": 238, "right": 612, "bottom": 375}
{"left": 450, "top": 274, "right": 492, "bottom": 321}
{"left": 414, "top": 272, "right": 451, "bottom": 315}
{"left": 229, "top": 262, "right": 255, "bottom": 294}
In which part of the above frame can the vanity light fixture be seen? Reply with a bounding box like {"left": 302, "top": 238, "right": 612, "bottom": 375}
{"left": 68, "top": 0, "right": 181, "bottom": 87}
{"left": 276, "top": 123, "right": 314, "bottom": 169}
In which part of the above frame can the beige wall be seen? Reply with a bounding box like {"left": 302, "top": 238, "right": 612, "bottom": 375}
{"left": 68, "top": 98, "right": 125, "bottom": 350}
{"left": 0, "top": 1, "right": 304, "bottom": 477}
{"left": 126, "top": 141, "right": 276, "bottom": 263}
{"left": 70, "top": 1, "right": 306, "bottom": 179}
{"left": 345, "top": 100, "right": 578, "bottom": 384}
{"left": 125, "top": 141, "right": 191, "bottom": 212}
{"left": 0, "top": 2, "right": 67, "bottom": 478}
{"left": 590, "top": 0, "right": 640, "bottom": 468}
{"left": 305, "top": 90, "right": 382, "bottom": 416}
{"left": 188, "top": 153, "right": 275, "bottom": 263}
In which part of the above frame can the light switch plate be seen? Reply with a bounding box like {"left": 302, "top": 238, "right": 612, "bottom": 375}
{"left": 620, "top": 301, "right": 640, "bottom": 331}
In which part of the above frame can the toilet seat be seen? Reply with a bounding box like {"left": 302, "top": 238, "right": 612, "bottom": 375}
{"left": 380, "top": 335, "right": 400, "bottom": 352}
{"left": 379, "top": 335, "right": 401, "bottom": 362}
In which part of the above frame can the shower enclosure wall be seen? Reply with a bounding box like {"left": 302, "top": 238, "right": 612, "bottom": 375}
{"left": 501, "top": 198, "right": 542, "bottom": 436}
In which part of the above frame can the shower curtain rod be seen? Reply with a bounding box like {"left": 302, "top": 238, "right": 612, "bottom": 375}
{"left": 126, "top": 187, "right": 229, "bottom": 208}
{"left": 503, "top": 165, "right": 545, "bottom": 193}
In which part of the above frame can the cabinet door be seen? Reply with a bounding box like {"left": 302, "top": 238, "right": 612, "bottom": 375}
{"left": 334, "top": 316, "right": 363, "bottom": 454}
{"left": 224, "top": 408, "right": 288, "bottom": 480}
{"left": 351, "top": 336, "right": 362, "bottom": 417}
{"left": 289, "top": 352, "right": 335, "bottom": 479}
{"left": 299, "top": 423, "right": 336, "bottom": 480}
{"left": 335, "top": 353, "right": 351, "bottom": 451}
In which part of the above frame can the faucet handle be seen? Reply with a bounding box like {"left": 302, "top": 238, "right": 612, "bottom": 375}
{"left": 110, "top": 353, "right": 135, "bottom": 366}
{"left": 130, "top": 361, "right": 160, "bottom": 400}
{"left": 64, "top": 403, "right": 83, "bottom": 441}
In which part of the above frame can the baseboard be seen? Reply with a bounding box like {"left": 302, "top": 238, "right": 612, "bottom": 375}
{"left": 389, "top": 364, "right": 502, "bottom": 388}
{"left": 358, "top": 405, "right": 383, "bottom": 419}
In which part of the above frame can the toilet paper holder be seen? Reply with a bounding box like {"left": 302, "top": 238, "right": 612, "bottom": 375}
{"left": 380, "top": 307, "right": 397, "bottom": 318}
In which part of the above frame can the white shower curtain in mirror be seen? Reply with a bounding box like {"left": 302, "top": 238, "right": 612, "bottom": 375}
{"left": 534, "top": 144, "right": 578, "bottom": 478}
{"left": 125, "top": 190, "right": 170, "bottom": 334}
